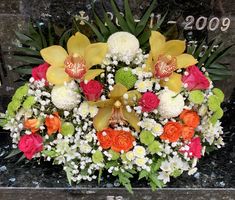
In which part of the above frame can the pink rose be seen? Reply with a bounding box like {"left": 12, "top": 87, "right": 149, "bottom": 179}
{"left": 138, "top": 92, "right": 160, "bottom": 112}
{"left": 180, "top": 137, "right": 202, "bottom": 158}
{"left": 182, "top": 65, "right": 210, "bottom": 91}
{"left": 18, "top": 134, "right": 43, "bottom": 160}
{"left": 32, "top": 63, "right": 50, "bottom": 85}
{"left": 80, "top": 80, "right": 103, "bottom": 101}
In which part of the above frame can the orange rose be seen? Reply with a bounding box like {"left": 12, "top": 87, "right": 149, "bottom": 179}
{"left": 180, "top": 109, "right": 200, "bottom": 128}
{"left": 45, "top": 112, "right": 61, "bottom": 135}
{"left": 160, "top": 122, "right": 182, "bottom": 142}
{"left": 24, "top": 118, "right": 40, "bottom": 133}
{"left": 97, "top": 128, "right": 117, "bottom": 149}
{"left": 181, "top": 125, "right": 195, "bottom": 141}
{"left": 111, "top": 130, "right": 135, "bottom": 152}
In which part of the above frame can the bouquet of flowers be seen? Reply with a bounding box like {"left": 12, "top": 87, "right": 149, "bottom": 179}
{"left": 0, "top": 0, "right": 228, "bottom": 193}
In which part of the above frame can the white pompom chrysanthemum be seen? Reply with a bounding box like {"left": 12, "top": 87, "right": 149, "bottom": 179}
{"left": 51, "top": 83, "right": 79, "bottom": 110}
{"left": 107, "top": 32, "right": 139, "bottom": 63}
{"left": 158, "top": 90, "right": 184, "bottom": 118}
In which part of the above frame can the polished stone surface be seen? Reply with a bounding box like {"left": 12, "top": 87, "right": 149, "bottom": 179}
{"left": 0, "top": 0, "right": 234, "bottom": 99}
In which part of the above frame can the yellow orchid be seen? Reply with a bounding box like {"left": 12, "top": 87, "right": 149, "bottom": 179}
{"left": 90, "top": 83, "right": 141, "bottom": 132}
{"left": 40, "top": 32, "right": 108, "bottom": 85}
{"left": 146, "top": 31, "right": 198, "bottom": 93}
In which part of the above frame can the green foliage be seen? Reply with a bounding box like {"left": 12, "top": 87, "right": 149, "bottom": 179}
{"left": 92, "top": 150, "right": 104, "bottom": 164}
{"left": 189, "top": 90, "right": 204, "bottom": 104}
{"left": 139, "top": 130, "right": 154, "bottom": 145}
{"left": 79, "top": 0, "right": 167, "bottom": 48}
{"left": 13, "top": 21, "right": 72, "bottom": 79}
{"left": 187, "top": 39, "right": 233, "bottom": 81}
{"left": 115, "top": 67, "right": 137, "bottom": 89}
{"left": 108, "top": 149, "right": 120, "bottom": 160}
{"left": 61, "top": 122, "right": 75, "bottom": 136}
{"left": 208, "top": 95, "right": 221, "bottom": 112}
{"left": 148, "top": 141, "right": 161, "bottom": 154}
{"left": 212, "top": 88, "right": 224, "bottom": 102}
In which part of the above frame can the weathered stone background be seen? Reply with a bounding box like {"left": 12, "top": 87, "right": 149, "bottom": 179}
{"left": 0, "top": 0, "right": 234, "bottom": 112}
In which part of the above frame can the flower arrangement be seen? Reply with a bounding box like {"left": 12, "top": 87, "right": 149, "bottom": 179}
{"left": 0, "top": 0, "right": 229, "bottom": 193}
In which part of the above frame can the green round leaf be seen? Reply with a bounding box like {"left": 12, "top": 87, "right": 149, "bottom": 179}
{"left": 23, "top": 96, "right": 36, "bottom": 110}
{"left": 61, "top": 122, "right": 75, "bottom": 136}
{"left": 115, "top": 67, "right": 137, "bottom": 89}
{"left": 108, "top": 149, "right": 120, "bottom": 160}
{"left": 92, "top": 150, "right": 104, "bottom": 164}
{"left": 148, "top": 141, "right": 161, "bottom": 154}
{"left": 12, "top": 84, "right": 29, "bottom": 101}
{"left": 212, "top": 88, "right": 224, "bottom": 103}
{"left": 189, "top": 90, "right": 204, "bottom": 104}
{"left": 208, "top": 95, "right": 220, "bottom": 112}
{"left": 140, "top": 130, "right": 154, "bottom": 145}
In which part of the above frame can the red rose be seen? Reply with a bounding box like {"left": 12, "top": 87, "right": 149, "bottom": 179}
{"left": 32, "top": 63, "right": 50, "bottom": 85}
{"left": 180, "top": 137, "right": 202, "bottom": 159}
{"left": 138, "top": 92, "right": 160, "bottom": 112}
{"left": 182, "top": 65, "right": 210, "bottom": 91}
{"left": 18, "top": 134, "right": 43, "bottom": 160}
{"left": 80, "top": 80, "right": 103, "bottom": 101}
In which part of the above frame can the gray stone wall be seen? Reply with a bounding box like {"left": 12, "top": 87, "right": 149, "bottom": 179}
{"left": 0, "top": 0, "right": 234, "bottom": 104}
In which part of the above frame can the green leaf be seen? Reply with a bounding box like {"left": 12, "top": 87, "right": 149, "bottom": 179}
{"left": 28, "top": 22, "right": 42, "bottom": 48}
{"left": 64, "top": 166, "right": 73, "bottom": 185}
{"left": 102, "top": 3, "right": 118, "bottom": 33}
{"left": 15, "top": 31, "right": 33, "bottom": 43}
{"left": 5, "top": 149, "right": 21, "bottom": 159}
{"left": 138, "top": 170, "right": 148, "bottom": 180}
{"left": 110, "top": 0, "right": 130, "bottom": 32}
{"left": 48, "top": 21, "right": 54, "bottom": 46}
{"left": 197, "top": 39, "right": 218, "bottom": 67}
{"left": 135, "top": 0, "right": 157, "bottom": 36}
{"left": 16, "top": 154, "right": 26, "bottom": 164}
{"left": 151, "top": 159, "right": 162, "bottom": 172}
{"left": 93, "top": 12, "right": 110, "bottom": 38}
{"left": 124, "top": 0, "right": 136, "bottom": 33}
{"left": 152, "top": 11, "right": 168, "bottom": 31}
{"left": 14, "top": 47, "right": 40, "bottom": 56}
{"left": 59, "top": 29, "right": 72, "bottom": 47}
{"left": 98, "top": 168, "right": 103, "bottom": 185}
{"left": 14, "top": 67, "right": 32, "bottom": 74}
{"left": 37, "top": 24, "right": 47, "bottom": 48}
{"left": 81, "top": 19, "right": 105, "bottom": 42}
{"left": 13, "top": 55, "right": 43, "bottom": 64}
{"left": 139, "top": 30, "right": 151, "bottom": 46}
{"left": 206, "top": 68, "right": 231, "bottom": 76}
{"left": 149, "top": 173, "right": 163, "bottom": 188}
{"left": 193, "top": 39, "right": 206, "bottom": 58}
{"left": 205, "top": 44, "right": 234, "bottom": 68}
{"left": 105, "top": 160, "right": 119, "bottom": 169}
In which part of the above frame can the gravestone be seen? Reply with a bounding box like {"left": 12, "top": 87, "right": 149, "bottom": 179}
{"left": 0, "top": 1, "right": 234, "bottom": 199}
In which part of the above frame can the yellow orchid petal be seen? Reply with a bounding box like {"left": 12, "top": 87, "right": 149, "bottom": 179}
{"left": 121, "top": 90, "right": 141, "bottom": 106}
{"left": 144, "top": 52, "right": 154, "bottom": 72}
{"left": 84, "top": 69, "right": 104, "bottom": 81}
{"left": 150, "top": 31, "right": 166, "bottom": 63}
{"left": 162, "top": 40, "right": 185, "bottom": 56}
{"left": 89, "top": 99, "right": 115, "bottom": 108}
{"left": 40, "top": 45, "right": 68, "bottom": 67}
{"left": 176, "top": 53, "right": 198, "bottom": 69}
{"left": 109, "top": 83, "right": 128, "bottom": 99}
{"left": 93, "top": 106, "right": 112, "bottom": 131}
{"left": 46, "top": 66, "right": 72, "bottom": 85}
{"left": 84, "top": 43, "right": 108, "bottom": 69}
{"left": 122, "top": 108, "right": 140, "bottom": 132}
{"left": 160, "top": 72, "right": 182, "bottom": 93}
{"left": 67, "top": 32, "right": 90, "bottom": 57}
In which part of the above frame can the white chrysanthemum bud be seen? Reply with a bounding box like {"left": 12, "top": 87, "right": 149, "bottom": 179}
{"left": 107, "top": 32, "right": 139, "bottom": 62}
{"left": 158, "top": 90, "right": 185, "bottom": 118}
{"left": 51, "top": 83, "right": 79, "bottom": 110}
